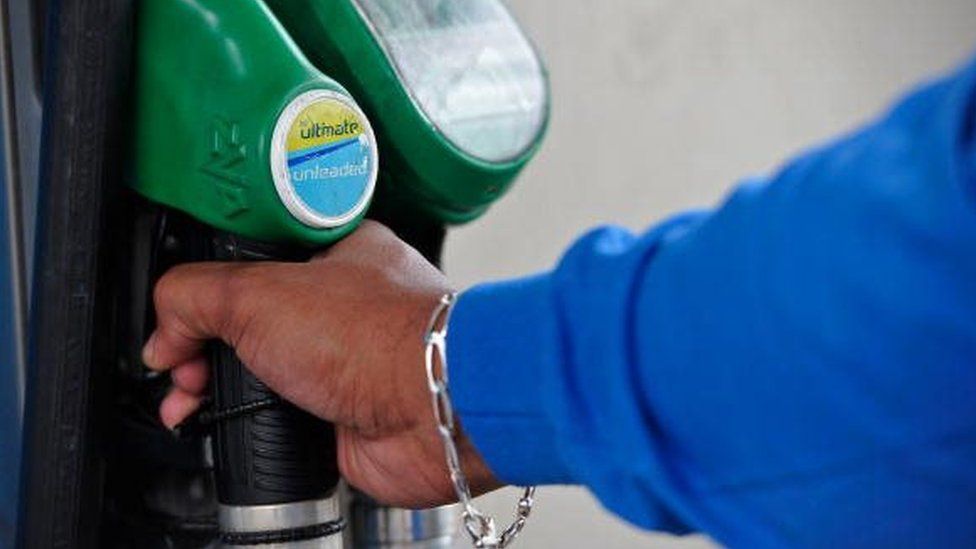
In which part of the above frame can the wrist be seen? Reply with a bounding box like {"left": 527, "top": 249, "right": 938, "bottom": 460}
{"left": 391, "top": 289, "right": 453, "bottom": 434}
{"left": 423, "top": 291, "right": 536, "bottom": 546}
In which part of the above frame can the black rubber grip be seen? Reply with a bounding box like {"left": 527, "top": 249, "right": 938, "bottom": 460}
{"left": 205, "top": 233, "right": 339, "bottom": 506}
{"left": 210, "top": 340, "right": 339, "bottom": 505}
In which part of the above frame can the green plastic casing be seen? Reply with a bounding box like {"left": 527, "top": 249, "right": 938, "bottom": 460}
{"left": 132, "top": 0, "right": 371, "bottom": 246}
{"left": 264, "top": 0, "right": 550, "bottom": 225}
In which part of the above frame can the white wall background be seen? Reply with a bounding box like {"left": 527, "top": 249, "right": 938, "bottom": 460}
{"left": 444, "top": 1, "right": 976, "bottom": 547}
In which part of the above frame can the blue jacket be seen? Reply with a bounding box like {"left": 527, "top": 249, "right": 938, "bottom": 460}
{"left": 448, "top": 54, "right": 976, "bottom": 548}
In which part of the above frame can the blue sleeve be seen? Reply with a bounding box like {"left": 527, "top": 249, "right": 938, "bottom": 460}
{"left": 448, "top": 54, "right": 976, "bottom": 548}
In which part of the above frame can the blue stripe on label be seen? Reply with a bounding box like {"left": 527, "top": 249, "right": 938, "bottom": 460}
{"left": 287, "top": 137, "right": 360, "bottom": 168}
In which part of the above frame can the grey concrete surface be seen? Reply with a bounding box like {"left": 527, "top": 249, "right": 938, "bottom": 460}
{"left": 444, "top": 1, "right": 976, "bottom": 547}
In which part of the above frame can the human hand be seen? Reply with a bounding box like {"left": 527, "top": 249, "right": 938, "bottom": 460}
{"left": 142, "top": 220, "right": 500, "bottom": 508}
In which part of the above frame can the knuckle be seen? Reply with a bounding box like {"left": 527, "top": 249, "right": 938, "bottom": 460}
{"left": 222, "top": 264, "right": 254, "bottom": 300}
{"left": 153, "top": 268, "right": 186, "bottom": 312}
{"left": 382, "top": 239, "right": 417, "bottom": 270}
{"left": 220, "top": 265, "right": 270, "bottom": 344}
{"left": 220, "top": 267, "right": 256, "bottom": 324}
{"left": 354, "top": 220, "right": 395, "bottom": 243}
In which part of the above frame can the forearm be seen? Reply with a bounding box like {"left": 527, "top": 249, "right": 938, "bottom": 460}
{"left": 449, "top": 55, "right": 976, "bottom": 547}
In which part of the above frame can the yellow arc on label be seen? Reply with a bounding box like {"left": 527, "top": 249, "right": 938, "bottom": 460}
{"left": 287, "top": 101, "right": 365, "bottom": 153}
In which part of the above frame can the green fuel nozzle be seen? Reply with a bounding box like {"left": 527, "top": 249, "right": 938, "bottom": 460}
{"left": 133, "top": 0, "right": 550, "bottom": 242}
{"left": 133, "top": 0, "right": 378, "bottom": 247}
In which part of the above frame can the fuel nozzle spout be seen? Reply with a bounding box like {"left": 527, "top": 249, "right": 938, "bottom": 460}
{"left": 220, "top": 500, "right": 344, "bottom": 548}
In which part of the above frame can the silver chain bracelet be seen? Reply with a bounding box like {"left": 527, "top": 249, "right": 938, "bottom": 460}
{"left": 423, "top": 292, "right": 536, "bottom": 549}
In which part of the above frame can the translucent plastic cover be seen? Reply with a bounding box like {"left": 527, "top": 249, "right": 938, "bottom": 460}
{"left": 353, "top": 0, "right": 547, "bottom": 163}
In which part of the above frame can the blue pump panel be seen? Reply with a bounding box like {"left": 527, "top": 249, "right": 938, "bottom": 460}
{"left": 0, "top": 119, "right": 23, "bottom": 546}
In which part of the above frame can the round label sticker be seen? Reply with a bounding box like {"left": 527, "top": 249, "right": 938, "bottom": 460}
{"left": 271, "top": 90, "right": 378, "bottom": 229}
